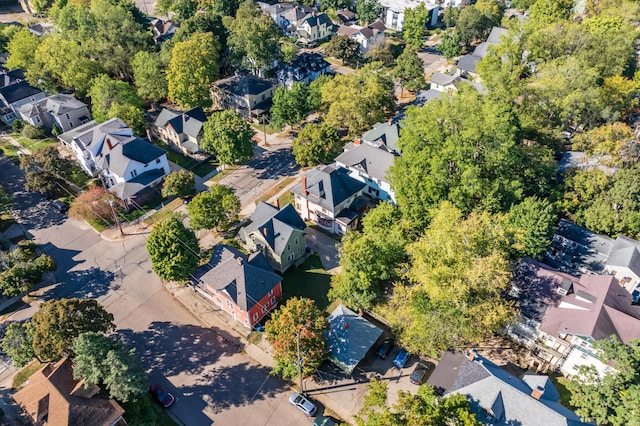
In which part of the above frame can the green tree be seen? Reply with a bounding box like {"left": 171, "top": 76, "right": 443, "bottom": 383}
{"left": 320, "top": 0, "right": 352, "bottom": 10}
{"left": 19, "top": 145, "right": 74, "bottom": 197}
{"left": 5, "top": 28, "right": 41, "bottom": 71}
{"left": 167, "top": 32, "right": 220, "bottom": 108}
{"left": 443, "top": 6, "right": 460, "bottom": 27}
{"left": 270, "top": 83, "right": 310, "bottom": 129}
{"left": 226, "top": 0, "right": 280, "bottom": 75}
{"left": 329, "top": 202, "right": 407, "bottom": 310}
{"left": 281, "top": 43, "right": 298, "bottom": 64}
{"left": 201, "top": 110, "right": 254, "bottom": 165}
{"left": 527, "top": 0, "right": 573, "bottom": 27}
{"left": 356, "top": 0, "right": 381, "bottom": 25}
{"left": 323, "top": 34, "right": 362, "bottom": 66}
{"left": 384, "top": 203, "right": 515, "bottom": 357}
{"left": 173, "top": 11, "right": 228, "bottom": 52}
{"left": 88, "top": 74, "right": 144, "bottom": 123}
{"left": 307, "top": 74, "right": 332, "bottom": 112}
{"left": 108, "top": 103, "right": 146, "bottom": 135}
{"left": 265, "top": 297, "right": 328, "bottom": 380}
{"left": 437, "top": 30, "right": 462, "bottom": 60}
{"left": 31, "top": 298, "right": 115, "bottom": 361}
{"left": 162, "top": 170, "right": 196, "bottom": 199}
{"left": 572, "top": 122, "right": 635, "bottom": 167}
{"left": 292, "top": 123, "right": 342, "bottom": 167}
{"left": 131, "top": 51, "right": 168, "bottom": 103}
{"left": 402, "top": 4, "right": 429, "bottom": 50}
{"left": 199, "top": 0, "right": 240, "bottom": 16}
{"left": 510, "top": 0, "right": 536, "bottom": 10}
{"left": 566, "top": 337, "right": 640, "bottom": 426}
{"left": 72, "top": 332, "right": 147, "bottom": 403}
{"left": 69, "top": 186, "right": 114, "bottom": 228}
{"left": 0, "top": 252, "right": 56, "bottom": 297}
{"left": 456, "top": 5, "right": 493, "bottom": 46}
{"left": 356, "top": 379, "right": 481, "bottom": 426}
{"left": 0, "top": 322, "right": 35, "bottom": 367}
{"left": 322, "top": 63, "right": 394, "bottom": 136}
{"left": 475, "top": 0, "right": 506, "bottom": 26}
{"left": 508, "top": 196, "right": 556, "bottom": 259}
{"left": 186, "top": 185, "right": 240, "bottom": 231}
{"left": 146, "top": 214, "right": 200, "bottom": 281}
{"left": 392, "top": 48, "right": 425, "bottom": 94}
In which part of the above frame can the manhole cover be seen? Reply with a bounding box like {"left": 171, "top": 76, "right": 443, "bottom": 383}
{"left": 147, "top": 270, "right": 152, "bottom": 274}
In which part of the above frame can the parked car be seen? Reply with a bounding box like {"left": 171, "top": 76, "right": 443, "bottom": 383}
{"left": 410, "top": 360, "right": 434, "bottom": 385}
{"left": 289, "top": 392, "right": 317, "bottom": 416}
{"left": 314, "top": 414, "right": 338, "bottom": 426}
{"left": 393, "top": 349, "right": 410, "bottom": 368}
{"left": 150, "top": 384, "right": 175, "bottom": 408}
{"left": 52, "top": 200, "right": 69, "bottom": 213}
{"left": 376, "top": 337, "right": 394, "bottom": 359}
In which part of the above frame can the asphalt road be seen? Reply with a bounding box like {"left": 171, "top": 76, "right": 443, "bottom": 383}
{"left": 0, "top": 155, "right": 312, "bottom": 425}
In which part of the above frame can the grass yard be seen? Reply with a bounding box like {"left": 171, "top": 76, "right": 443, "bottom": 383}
{"left": 120, "top": 194, "right": 165, "bottom": 222}
{"left": 207, "top": 165, "right": 238, "bottom": 183}
{"left": 549, "top": 373, "right": 576, "bottom": 409}
{"left": 12, "top": 360, "right": 44, "bottom": 389}
{"left": 143, "top": 198, "right": 185, "bottom": 226}
{"left": 121, "top": 392, "right": 178, "bottom": 426}
{"left": 66, "top": 166, "right": 93, "bottom": 188}
{"left": 278, "top": 192, "right": 294, "bottom": 209}
{"left": 0, "top": 138, "right": 21, "bottom": 163}
{"left": 17, "top": 137, "right": 57, "bottom": 152}
{"left": 282, "top": 254, "right": 332, "bottom": 310}
{"left": 150, "top": 140, "right": 219, "bottom": 178}
{"left": 189, "top": 158, "right": 219, "bottom": 177}
{"left": 254, "top": 177, "right": 296, "bottom": 205}
{"left": 251, "top": 123, "right": 280, "bottom": 136}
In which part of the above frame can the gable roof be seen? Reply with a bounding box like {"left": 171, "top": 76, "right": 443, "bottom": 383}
{"left": 213, "top": 73, "right": 275, "bottom": 98}
{"left": 335, "top": 142, "right": 396, "bottom": 183}
{"left": 18, "top": 93, "right": 88, "bottom": 118}
{"left": 473, "top": 26, "right": 508, "bottom": 58}
{"left": 607, "top": 236, "right": 640, "bottom": 276}
{"left": 267, "top": 2, "right": 295, "bottom": 16}
{"left": 457, "top": 54, "right": 481, "bottom": 73}
{"left": 96, "top": 134, "right": 166, "bottom": 177}
{"left": 0, "top": 80, "right": 43, "bottom": 105}
{"left": 199, "top": 245, "right": 282, "bottom": 311}
{"left": 0, "top": 68, "right": 26, "bottom": 89}
{"left": 430, "top": 71, "right": 461, "bottom": 87}
{"left": 326, "top": 304, "right": 383, "bottom": 373}
{"left": 300, "top": 12, "right": 332, "bottom": 28}
{"left": 240, "top": 202, "right": 307, "bottom": 256}
{"left": 165, "top": 106, "right": 206, "bottom": 138}
{"left": 428, "top": 352, "right": 586, "bottom": 426}
{"left": 290, "top": 165, "right": 366, "bottom": 213}
{"left": 13, "top": 357, "right": 125, "bottom": 426}
{"left": 361, "top": 122, "right": 400, "bottom": 154}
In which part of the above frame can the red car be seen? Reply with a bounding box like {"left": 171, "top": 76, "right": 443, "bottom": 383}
{"left": 150, "top": 384, "right": 175, "bottom": 408}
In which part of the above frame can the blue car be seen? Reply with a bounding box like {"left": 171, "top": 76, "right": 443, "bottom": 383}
{"left": 393, "top": 349, "right": 410, "bottom": 368}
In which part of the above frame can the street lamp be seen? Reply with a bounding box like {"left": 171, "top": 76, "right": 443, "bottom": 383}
{"left": 296, "top": 330, "right": 303, "bottom": 392}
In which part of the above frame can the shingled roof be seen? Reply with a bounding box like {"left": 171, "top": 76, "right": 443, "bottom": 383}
{"left": 240, "top": 202, "right": 306, "bottom": 257}
{"left": 335, "top": 142, "right": 396, "bottom": 183}
{"left": 291, "top": 165, "right": 366, "bottom": 213}
{"left": 199, "top": 245, "right": 282, "bottom": 311}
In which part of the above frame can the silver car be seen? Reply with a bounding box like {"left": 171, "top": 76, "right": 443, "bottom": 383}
{"left": 289, "top": 392, "right": 317, "bottom": 416}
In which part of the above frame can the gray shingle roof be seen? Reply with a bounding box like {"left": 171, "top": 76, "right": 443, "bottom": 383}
{"left": 430, "top": 352, "right": 587, "bottom": 426}
{"left": 430, "top": 72, "right": 461, "bottom": 86}
{"left": 213, "top": 74, "right": 275, "bottom": 97}
{"left": 96, "top": 135, "right": 166, "bottom": 177}
{"left": 457, "top": 54, "right": 481, "bottom": 73}
{"left": 290, "top": 165, "right": 366, "bottom": 213}
{"left": 18, "top": 94, "right": 88, "bottom": 118}
{"left": 361, "top": 122, "right": 400, "bottom": 154}
{"left": 335, "top": 142, "right": 395, "bottom": 183}
{"left": 165, "top": 107, "right": 206, "bottom": 139}
{"left": 0, "top": 80, "right": 43, "bottom": 105}
{"left": 199, "top": 245, "right": 282, "bottom": 311}
{"left": 607, "top": 236, "right": 640, "bottom": 276}
{"left": 240, "top": 202, "right": 306, "bottom": 257}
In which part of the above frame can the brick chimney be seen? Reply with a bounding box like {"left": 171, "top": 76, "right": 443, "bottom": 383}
{"left": 301, "top": 176, "right": 308, "bottom": 196}
{"left": 467, "top": 349, "right": 477, "bottom": 362}
{"left": 106, "top": 137, "right": 113, "bottom": 150}
{"left": 531, "top": 386, "right": 545, "bottom": 400}
{"left": 354, "top": 138, "right": 361, "bottom": 146}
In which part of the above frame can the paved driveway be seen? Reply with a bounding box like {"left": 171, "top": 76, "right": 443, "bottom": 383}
{"left": 305, "top": 227, "right": 341, "bottom": 271}
{"left": 0, "top": 156, "right": 313, "bottom": 426}
{"left": 418, "top": 46, "right": 448, "bottom": 77}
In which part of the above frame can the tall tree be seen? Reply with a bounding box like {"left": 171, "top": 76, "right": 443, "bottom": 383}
{"left": 443, "top": 6, "right": 460, "bottom": 27}
{"left": 437, "top": 30, "right": 462, "bottom": 60}
{"left": 19, "top": 145, "right": 74, "bottom": 197}
{"left": 5, "top": 28, "right": 41, "bottom": 71}
{"left": 226, "top": 0, "right": 280, "bottom": 75}
{"left": 167, "top": 32, "right": 220, "bottom": 108}
{"left": 201, "top": 110, "right": 254, "bottom": 165}
{"left": 31, "top": 298, "right": 115, "bottom": 361}
{"left": 146, "top": 214, "right": 200, "bottom": 281}
{"left": 456, "top": 5, "right": 493, "bottom": 46}
{"left": 571, "top": 122, "right": 635, "bottom": 167}
{"left": 186, "top": 185, "right": 240, "bottom": 231}
{"left": 324, "top": 34, "right": 362, "bottom": 65}
{"left": 270, "top": 83, "right": 310, "bottom": 129}
{"left": 69, "top": 186, "right": 114, "bottom": 227}
{"left": 507, "top": 196, "right": 556, "bottom": 259}
{"left": 88, "top": 74, "right": 144, "bottom": 123}
{"left": 265, "top": 297, "right": 328, "bottom": 380}
{"left": 392, "top": 48, "right": 425, "bottom": 94}
{"left": 356, "top": 0, "right": 381, "bottom": 26}
{"left": 292, "top": 123, "right": 342, "bottom": 167}
{"left": 72, "top": 332, "right": 147, "bottom": 403}
{"left": 106, "top": 102, "right": 146, "bottom": 135}
{"left": 566, "top": 337, "right": 640, "bottom": 426}
{"left": 131, "top": 51, "right": 168, "bottom": 103}
{"left": 0, "top": 322, "right": 35, "bottom": 367}
{"left": 402, "top": 4, "right": 429, "bottom": 50}
{"left": 162, "top": 170, "right": 196, "bottom": 199}
{"left": 173, "top": 11, "right": 228, "bottom": 52}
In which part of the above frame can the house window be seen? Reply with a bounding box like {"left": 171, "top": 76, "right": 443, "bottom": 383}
{"left": 253, "top": 313, "right": 259, "bottom": 321}
{"left": 271, "top": 296, "right": 276, "bottom": 305}
{"left": 215, "top": 297, "right": 222, "bottom": 305}
{"left": 288, "top": 253, "right": 295, "bottom": 261}
{"left": 580, "top": 352, "right": 588, "bottom": 359}
{"left": 65, "top": 113, "right": 70, "bottom": 119}
{"left": 261, "top": 305, "right": 268, "bottom": 313}
{"left": 156, "top": 158, "right": 161, "bottom": 164}
{"left": 572, "top": 365, "right": 579, "bottom": 371}
{"left": 268, "top": 289, "right": 273, "bottom": 296}
{"left": 265, "top": 300, "right": 270, "bottom": 308}
{"left": 226, "top": 300, "right": 233, "bottom": 309}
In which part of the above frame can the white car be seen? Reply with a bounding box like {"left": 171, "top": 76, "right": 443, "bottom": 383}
{"left": 289, "top": 392, "right": 317, "bottom": 416}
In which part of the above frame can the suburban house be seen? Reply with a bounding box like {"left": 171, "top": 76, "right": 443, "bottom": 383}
{"left": 336, "top": 8, "right": 357, "bottom": 25}
{"left": 265, "top": 2, "right": 297, "bottom": 30}
{"left": 27, "top": 22, "right": 53, "bottom": 37}
{"left": 429, "top": 71, "right": 461, "bottom": 94}
{"left": 280, "top": 4, "right": 315, "bottom": 31}
{"left": 150, "top": 18, "right": 178, "bottom": 44}
{"left": 334, "top": 140, "right": 397, "bottom": 204}
{"left": 472, "top": 26, "right": 509, "bottom": 59}
{"left": 361, "top": 121, "right": 400, "bottom": 154}
{"left": 336, "top": 21, "right": 386, "bottom": 52}
{"left": 291, "top": 165, "right": 367, "bottom": 235}
{"left": 379, "top": 0, "right": 439, "bottom": 31}
{"left": 0, "top": 68, "right": 26, "bottom": 89}
{"left": 195, "top": 244, "right": 283, "bottom": 329}
{"left": 0, "top": 79, "right": 46, "bottom": 124}
{"left": 326, "top": 304, "right": 383, "bottom": 373}
{"left": 211, "top": 73, "right": 276, "bottom": 120}
{"left": 456, "top": 54, "right": 482, "bottom": 79}
{"left": 545, "top": 219, "right": 640, "bottom": 302}
{"left": 151, "top": 106, "right": 206, "bottom": 155}
{"left": 427, "top": 351, "right": 588, "bottom": 426}
{"left": 297, "top": 13, "right": 336, "bottom": 46}
{"left": 507, "top": 258, "right": 640, "bottom": 378}
{"left": 238, "top": 201, "right": 307, "bottom": 273}
{"left": 58, "top": 118, "right": 170, "bottom": 208}
{"left": 13, "top": 357, "right": 126, "bottom": 426}
{"left": 276, "top": 52, "right": 331, "bottom": 88}
{"left": 17, "top": 94, "right": 91, "bottom": 132}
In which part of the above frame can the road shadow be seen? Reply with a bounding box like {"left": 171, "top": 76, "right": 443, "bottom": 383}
{"left": 41, "top": 267, "right": 115, "bottom": 300}
{"left": 249, "top": 148, "right": 299, "bottom": 180}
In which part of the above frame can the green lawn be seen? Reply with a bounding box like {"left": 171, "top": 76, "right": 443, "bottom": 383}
{"left": 12, "top": 360, "right": 44, "bottom": 389}
{"left": 150, "top": 141, "right": 219, "bottom": 177}
{"left": 282, "top": 254, "right": 332, "bottom": 310}
{"left": 190, "top": 158, "right": 219, "bottom": 177}
{"left": 66, "top": 165, "right": 93, "bottom": 188}
{"left": 0, "top": 138, "right": 21, "bottom": 163}
{"left": 121, "top": 392, "right": 178, "bottom": 426}
{"left": 120, "top": 194, "right": 165, "bottom": 222}
{"left": 17, "top": 137, "right": 57, "bottom": 152}
{"left": 549, "top": 373, "right": 576, "bottom": 409}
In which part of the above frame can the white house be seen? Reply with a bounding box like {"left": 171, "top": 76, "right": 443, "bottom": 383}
{"left": 297, "top": 13, "right": 336, "bottom": 45}
{"left": 429, "top": 72, "right": 461, "bottom": 94}
{"left": 336, "top": 21, "right": 386, "bottom": 52}
{"left": 18, "top": 94, "right": 91, "bottom": 132}
{"left": 378, "top": 0, "right": 439, "bottom": 31}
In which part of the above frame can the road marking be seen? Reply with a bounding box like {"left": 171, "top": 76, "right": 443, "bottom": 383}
{"left": 249, "top": 374, "right": 272, "bottom": 403}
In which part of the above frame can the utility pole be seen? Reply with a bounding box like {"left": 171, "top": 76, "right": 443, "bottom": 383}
{"left": 296, "top": 330, "right": 303, "bottom": 393}
{"left": 98, "top": 172, "right": 124, "bottom": 236}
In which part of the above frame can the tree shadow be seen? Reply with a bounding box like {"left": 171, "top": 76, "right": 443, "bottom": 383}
{"left": 249, "top": 148, "right": 299, "bottom": 180}
{"left": 41, "top": 267, "right": 115, "bottom": 300}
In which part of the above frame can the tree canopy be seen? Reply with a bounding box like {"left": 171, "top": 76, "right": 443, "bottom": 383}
{"left": 270, "top": 83, "right": 310, "bottom": 129}
{"left": 507, "top": 196, "right": 557, "bottom": 259}
{"left": 201, "top": 110, "right": 254, "bottom": 165}
{"left": 131, "top": 51, "right": 168, "bottom": 103}
{"left": 31, "top": 298, "right": 115, "bottom": 361}
{"left": 355, "top": 0, "right": 381, "bottom": 26}
{"left": 392, "top": 48, "right": 425, "bottom": 94}
{"left": 186, "top": 185, "right": 240, "bottom": 231}
{"left": 0, "top": 322, "right": 35, "bottom": 367}
{"left": 162, "top": 170, "right": 196, "bottom": 199}
{"left": 146, "top": 214, "right": 200, "bottom": 281}
{"left": 324, "top": 35, "right": 361, "bottom": 66}
{"left": 292, "top": 123, "right": 342, "bottom": 167}
{"left": 402, "top": 4, "right": 429, "bottom": 49}
{"left": 265, "top": 297, "right": 328, "bottom": 380}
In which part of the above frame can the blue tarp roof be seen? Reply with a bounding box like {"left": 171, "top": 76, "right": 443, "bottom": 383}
{"left": 326, "top": 304, "right": 383, "bottom": 373}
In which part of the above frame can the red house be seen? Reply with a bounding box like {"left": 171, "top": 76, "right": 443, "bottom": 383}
{"left": 196, "top": 245, "right": 283, "bottom": 329}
